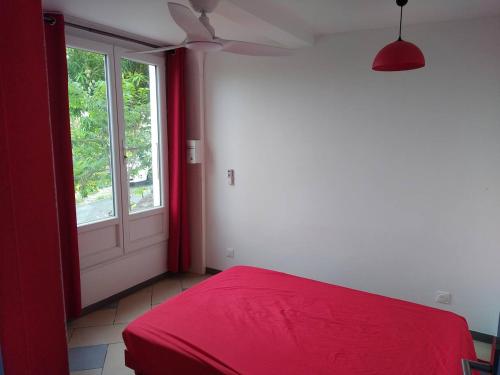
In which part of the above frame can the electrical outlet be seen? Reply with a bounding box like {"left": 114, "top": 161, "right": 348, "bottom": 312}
{"left": 435, "top": 290, "right": 451, "bottom": 304}
{"left": 226, "top": 248, "right": 234, "bottom": 258}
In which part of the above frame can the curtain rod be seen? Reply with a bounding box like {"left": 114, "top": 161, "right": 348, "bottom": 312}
{"left": 43, "top": 14, "right": 168, "bottom": 50}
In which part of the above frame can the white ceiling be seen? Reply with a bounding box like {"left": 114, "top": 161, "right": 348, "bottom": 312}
{"left": 272, "top": 0, "right": 500, "bottom": 36}
{"left": 42, "top": 0, "right": 500, "bottom": 47}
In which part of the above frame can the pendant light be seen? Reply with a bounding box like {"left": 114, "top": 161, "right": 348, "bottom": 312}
{"left": 372, "top": 0, "right": 425, "bottom": 71}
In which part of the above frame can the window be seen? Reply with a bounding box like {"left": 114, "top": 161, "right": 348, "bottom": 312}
{"left": 121, "top": 59, "right": 162, "bottom": 213}
{"left": 67, "top": 47, "right": 116, "bottom": 225}
{"left": 66, "top": 38, "right": 166, "bottom": 231}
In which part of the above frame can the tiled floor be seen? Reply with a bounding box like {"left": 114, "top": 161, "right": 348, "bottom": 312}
{"left": 67, "top": 271, "right": 492, "bottom": 373}
{"left": 67, "top": 273, "right": 211, "bottom": 375}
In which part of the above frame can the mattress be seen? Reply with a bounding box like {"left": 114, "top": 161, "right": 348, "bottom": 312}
{"left": 123, "top": 266, "right": 476, "bottom": 375}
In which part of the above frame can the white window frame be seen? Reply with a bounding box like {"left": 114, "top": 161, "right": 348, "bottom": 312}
{"left": 114, "top": 47, "right": 167, "bottom": 216}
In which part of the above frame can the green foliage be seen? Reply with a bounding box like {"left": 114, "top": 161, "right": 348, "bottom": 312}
{"left": 67, "top": 48, "right": 153, "bottom": 199}
{"left": 121, "top": 59, "right": 152, "bottom": 182}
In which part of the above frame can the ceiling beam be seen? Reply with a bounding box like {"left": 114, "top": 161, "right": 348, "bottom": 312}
{"left": 216, "top": 0, "right": 314, "bottom": 48}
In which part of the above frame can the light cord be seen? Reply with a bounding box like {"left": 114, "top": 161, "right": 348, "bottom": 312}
{"left": 398, "top": 5, "right": 403, "bottom": 40}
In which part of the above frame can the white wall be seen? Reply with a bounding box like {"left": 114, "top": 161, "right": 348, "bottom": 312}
{"left": 203, "top": 17, "right": 500, "bottom": 335}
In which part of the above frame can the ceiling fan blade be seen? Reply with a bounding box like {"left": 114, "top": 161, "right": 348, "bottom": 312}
{"left": 220, "top": 40, "right": 293, "bottom": 56}
{"left": 131, "top": 44, "right": 185, "bottom": 54}
{"left": 168, "top": 2, "right": 212, "bottom": 41}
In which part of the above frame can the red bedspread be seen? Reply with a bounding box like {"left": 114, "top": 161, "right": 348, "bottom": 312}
{"left": 123, "top": 266, "right": 476, "bottom": 374}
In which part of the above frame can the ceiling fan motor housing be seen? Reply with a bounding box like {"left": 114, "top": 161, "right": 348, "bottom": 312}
{"left": 189, "top": 0, "right": 221, "bottom": 13}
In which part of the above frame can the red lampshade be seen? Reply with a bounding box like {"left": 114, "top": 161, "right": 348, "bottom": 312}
{"left": 372, "top": 39, "right": 425, "bottom": 71}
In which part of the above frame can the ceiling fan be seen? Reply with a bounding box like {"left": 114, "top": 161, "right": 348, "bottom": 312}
{"left": 136, "top": 0, "right": 292, "bottom": 56}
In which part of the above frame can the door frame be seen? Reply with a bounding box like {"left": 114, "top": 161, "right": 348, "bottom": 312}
{"left": 65, "top": 34, "right": 169, "bottom": 269}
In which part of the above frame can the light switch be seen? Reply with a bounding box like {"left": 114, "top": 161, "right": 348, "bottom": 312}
{"left": 227, "top": 169, "right": 234, "bottom": 185}
{"left": 187, "top": 140, "right": 202, "bottom": 164}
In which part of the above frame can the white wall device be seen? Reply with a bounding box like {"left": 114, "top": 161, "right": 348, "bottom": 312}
{"left": 227, "top": 169, "right": 235, "bottom": 185}
{"left": 435, "top": 290, "right": 451, "bottom": 304}
{"left": 187, "top": 140, "right": 202, "bottom": 164}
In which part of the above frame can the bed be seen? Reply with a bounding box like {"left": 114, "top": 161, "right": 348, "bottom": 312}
{"left": 123, "top": 265, "right": 477, "bottom": 374}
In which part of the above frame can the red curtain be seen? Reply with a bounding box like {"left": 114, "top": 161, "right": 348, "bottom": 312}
{"left": 0, "top": 0, "right": 69, "bottom": 373}
{"left": 44, "top": 13, "right": 82, "bottom": 319}
{"left": 167, "top": 49, "right": 191, "bottom": 273}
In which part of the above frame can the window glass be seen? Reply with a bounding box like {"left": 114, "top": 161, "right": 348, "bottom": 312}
{"left": 121, "top": 59, "right": 161, "bottom": 213}
{"left": 67, "top": 47, "right": 115, "bottom": 225}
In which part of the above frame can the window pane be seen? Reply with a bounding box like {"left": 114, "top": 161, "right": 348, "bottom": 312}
{"left": 121, "top": 59, "right": 161, "bottom": 213}
{"left": 67, "top": 47, "right": 115, "bottom": 225}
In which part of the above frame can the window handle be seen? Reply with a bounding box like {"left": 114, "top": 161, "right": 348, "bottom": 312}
{"left": 122, "top": 141, "right": 139, "bottom": 160}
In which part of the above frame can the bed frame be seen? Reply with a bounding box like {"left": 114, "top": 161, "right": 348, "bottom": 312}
{"left": 462, "top": 314, "right": 500, "bottom": 375}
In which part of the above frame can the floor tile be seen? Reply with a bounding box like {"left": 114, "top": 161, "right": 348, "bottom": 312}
{"left": 71, "top": 370, "right": 102, "bottom": 375}
{"left": 69, "top": 324, "right": 126, "bottom": 348}
{"left": 151, "top": 278, "right": 182, "bottom": 304}
{"left": 68, "top": 344, "right": 108, "bottom": 371}
{"left": 114, "top": 287, "right": 152, "bottom": 324}
{"left": 102, "top": 343, "right": 134, "bottom": 375}
{"left": 181, "top": 273, "right": 211, "bottom": 289}
{"left": 71, "top": 309, "right": 117, "bottom": 328}
{"left": 474, "top": 340, "right": 492, "bottom": 361}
